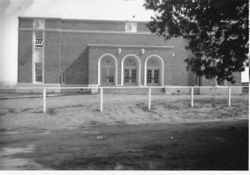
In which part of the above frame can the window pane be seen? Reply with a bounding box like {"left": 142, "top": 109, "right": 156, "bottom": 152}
{"left": 132, "top": 69, "right": 136, "bottom": 83}
{"left": 109, "top": 67, "right": 115, "bottom": 83}
{"left": 124, "top": 69, "right": 129, "bottom": 83}
{"left": 34, "top": 47, "right": 43, "bottom": 63}
{"left": 35, "top": 63, "right": 43, "bottom": 82}
{"left": 101, "top": 68, "right": 107, "bottom": 83}
{"left": 154, "top": 70, "right": 159, "bottom": 84}
{"left": 147, "top": 70, "right": 152, "bottom": 83}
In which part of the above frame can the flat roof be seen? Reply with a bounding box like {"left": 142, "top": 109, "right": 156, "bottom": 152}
{"left": 18, "top": 16, "right": 148, "bottom": 23}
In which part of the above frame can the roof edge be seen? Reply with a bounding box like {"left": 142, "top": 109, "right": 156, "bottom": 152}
{"left": 18, "top": 16, "right": 149, "bottom": 23}
{"left": 88, "top": 44, "right": 174, "bottom": 49}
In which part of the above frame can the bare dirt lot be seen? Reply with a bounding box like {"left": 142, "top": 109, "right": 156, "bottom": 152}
{"left": 0, "top": 94, "right": 248, "bottom": 130}
{"left": 0, "top": 94, "right": 248, "bottom": 170}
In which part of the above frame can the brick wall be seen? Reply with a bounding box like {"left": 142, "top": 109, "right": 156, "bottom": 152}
{"left": 61, "top": 20, "right": 125, "bottom": 31}
{"left": 17, "top": 18, "right": 196, "bottom": 86}
{"left": 18, "top": 30, "right": 33, "bottom": 83}
{"left": 44, "top": 31, "right": 60, "bottom": 83}
{"left": 19, "top": 18, "right": 33, "bottom": 28}
{"left": 87, "top": 37, "right": 193, "bottom": 86}
{"left": 61, "top": 31, "right": 194, "bottom": 85}
{"left": 137, "top": 22, "right": 148, "bottom": 32}
{"left": 20, "top": 17, "right": 242, "bottom": 87}
{"left": 45, "top": 19, "right": 61, "bottom": 29}
{"left": 60, "top": 33, "right": 89, "bottom": 84}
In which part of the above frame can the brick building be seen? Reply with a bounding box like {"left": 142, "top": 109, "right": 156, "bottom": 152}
{"left": 17, "top": 17, "right": 241, "bottom": 92}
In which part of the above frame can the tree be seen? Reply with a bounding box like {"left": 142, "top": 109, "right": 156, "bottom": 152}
{"left": 144, "top": 0, "right": 249, "bottom": 83}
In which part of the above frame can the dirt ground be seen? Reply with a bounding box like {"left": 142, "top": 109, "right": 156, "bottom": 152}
{"left": 0, "top": 94, "right": 248, "bottom": 130}
{"left": 0, "top": 94, "right": 249, "bottom": 170}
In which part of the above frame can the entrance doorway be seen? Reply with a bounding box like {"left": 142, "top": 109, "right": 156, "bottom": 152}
{"left": 100, "top": 55, "right": 116, "bottom": 86}
{"left": 123, "top": 56, "right": 139, "bottom": 86}
{"left": 147, "top": 68, "right": 160, "bottom": 85}
{"left": 124, "top": 68, "right": 137, "bottom": 85}
{"left": 145, "top": 55, "right": 164, "bottom": 86}
{"left": 101, "top": 67, "right": 115, "bottom": 86}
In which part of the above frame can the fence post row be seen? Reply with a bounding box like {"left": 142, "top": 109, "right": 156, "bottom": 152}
{"left": 148, "top": 87, "right": 151, "bottom": 110}
{"left": 228, "top": 87, "right": 231, "bottom": 107}
{"left": 43, "top": 88, "right": 46, "bottom": 113}
{"left": 38, "top": 86, "right": 238, "bottom": 113}
{"left": 100, "top": 87, "right": 103, "bottom": 112}
{"left": 191, "top": 87, "right": 194, "bottom": 107}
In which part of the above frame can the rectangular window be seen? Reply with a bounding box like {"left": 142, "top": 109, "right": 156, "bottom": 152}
{"left": 124, "top": 69, "right": 129, "bottom": 83}
{"left": 147, "top": 70, "right": 152, "bottom": 83}
{"left": 108, "top": 67, "right": 115, "bottom": 83}
{"left": 131, "top": 69, "right": 136, "bottom": 83}
{"left": 35, "top": 63, "right": 43, "bottom": 82}
{"left": 33, "top": 31, "right": 44, "bottom": 83}
{"left": 154, "top": 70, "right": 159, "bottom": 84}
{"left": 109, "top": 76, "right": 114, "bottom": 82}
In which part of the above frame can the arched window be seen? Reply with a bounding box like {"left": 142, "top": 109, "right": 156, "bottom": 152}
{"left": 98, "top": 54, "right": 118, "bottom": 86}
{"left": 121, "top": 54, "right": 141, "bottom": 86}
{"left": 144, "top": 55, "right": 164, "bottom": 86}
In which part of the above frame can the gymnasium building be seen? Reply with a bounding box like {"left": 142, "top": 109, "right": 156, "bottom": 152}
{"left": 17, "top": 17, "right": 242, "bottom": 93}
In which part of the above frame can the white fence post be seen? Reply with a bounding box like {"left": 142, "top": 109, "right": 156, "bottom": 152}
{"left": 191, "top": 87, "right": 194, "bottom": 107}
{"left": 148, "top": 87, "right": 151, "bottom": 110}
{"left": 100, "top": 87, "right": 103, "bottom": 112}
{"left": 228, "top": 87, "right": 231, "bottom": 107}
{"left": 43, "top": 88, "right": 46, "bottom": 113}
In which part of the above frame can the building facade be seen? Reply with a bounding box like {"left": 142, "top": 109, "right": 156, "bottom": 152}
{"left": 17, "top": 17, "right": 241, "bottom": 90}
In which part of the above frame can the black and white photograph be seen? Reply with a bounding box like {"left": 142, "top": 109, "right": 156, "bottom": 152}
{"left": 0, "top": 0, "right": 249, "bottom": 173}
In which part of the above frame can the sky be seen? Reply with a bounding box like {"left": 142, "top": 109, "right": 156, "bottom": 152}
{"left": 0, "top": 0, "right": 248, "bottom": 84}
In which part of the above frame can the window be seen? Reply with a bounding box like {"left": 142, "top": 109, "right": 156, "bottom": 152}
{"left": 132, "top": 69, "right": 136, "bottom": 83}
{"left": 108, "top": 76, "right": 114, "bottom": 82}
{"left": 33, "top": 31, "right": 44, "bottom": 83}
{"left": 154, "top": 70, "right": 159, "bottom": 83}
{"left": 146, "top": 56, "right": 162, "bottom": 85}
{"left": 35, "top": 63, "right": 43, "bottom": 82}
{"left": 147, "top": 70, "right": 152, "bottom": 83}
{"left": 124, "top": 69, "right": 129, "bottom": 83}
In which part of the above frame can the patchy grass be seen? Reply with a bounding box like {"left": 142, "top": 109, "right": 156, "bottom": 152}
{"left": 0, "top": 94, "right": 248, "bottom": 130}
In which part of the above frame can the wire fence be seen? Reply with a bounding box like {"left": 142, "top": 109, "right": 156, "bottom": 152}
{"left": 0, "top": 86, "right": 248, "bottom": 113}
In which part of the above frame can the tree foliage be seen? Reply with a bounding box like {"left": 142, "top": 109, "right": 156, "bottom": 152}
{"left": 144, "top": 0, "right": 249, "bottom": 83}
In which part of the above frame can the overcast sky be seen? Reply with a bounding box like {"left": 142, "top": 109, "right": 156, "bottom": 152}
{"left": 0, "top": 0, "right": 248, "bottom": 84}
{"left": 4, "top": 0, "right": 153, "bottom": 20}
{"left": 0, "top": 0, "right": 152, "bottom": 20}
